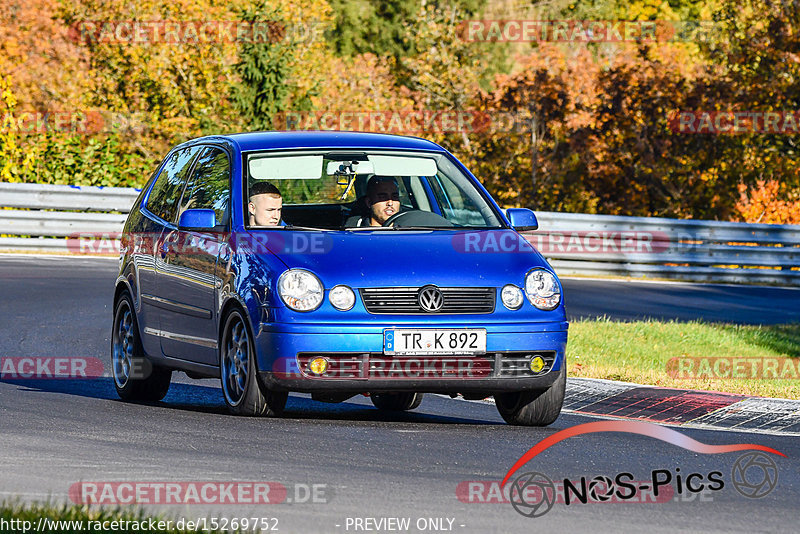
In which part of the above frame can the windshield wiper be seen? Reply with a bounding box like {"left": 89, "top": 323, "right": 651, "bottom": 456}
{"left": 392, "top": 226, "right": 460, "bottom": 231}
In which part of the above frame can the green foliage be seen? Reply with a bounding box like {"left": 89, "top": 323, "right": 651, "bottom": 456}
{"left": 3, "top": 133, "right": 153, "bottom": 187}
{"left": 327, "top": 0, "right": 482, "bottom": 58}
{"left": 231, "top": 6, "right": 293, "bottom": 131}
{"left": 0, "top": 74, "right": 20, "bottom": 182}
{"left": 1, "top": 500, "right": 238, "bottom": 533}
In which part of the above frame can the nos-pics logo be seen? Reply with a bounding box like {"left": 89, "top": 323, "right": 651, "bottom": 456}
{"left": 503, "top": 421, "right": 783, "bottom": 518}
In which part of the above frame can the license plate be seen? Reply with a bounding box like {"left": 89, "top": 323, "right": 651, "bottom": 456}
{"left": 384, "top": 329, "right": 486, "bottom": 355}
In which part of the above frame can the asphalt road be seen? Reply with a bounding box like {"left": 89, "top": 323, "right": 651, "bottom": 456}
{"left": 563, "top": 277, "right": 800, "bottom": 324}
{"left": 1, "top": 255, "right": 798, "bottom": 533}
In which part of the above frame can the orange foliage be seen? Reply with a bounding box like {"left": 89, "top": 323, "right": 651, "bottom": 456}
{"left": 0, "top": 0, "right": 88, "bottom": 109}
{"left": 736, "top": 180, "right": 800, "bottom": 225}
{"left": 311, "top": 53, "right": 416, "bottom": 112}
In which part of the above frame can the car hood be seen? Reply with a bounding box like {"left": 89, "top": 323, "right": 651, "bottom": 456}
{"left": 250, "top": 229, "right": 553, "bottom": 288}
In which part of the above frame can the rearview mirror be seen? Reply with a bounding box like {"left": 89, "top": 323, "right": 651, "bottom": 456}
{"left": 506, "top": 208, "right": 538, "bottom": 231}
{"left": 326, "top": 160, "right": 375, "bottom": 180}
{"left": 178, "top": 208, "right": 217, "bottom": 230}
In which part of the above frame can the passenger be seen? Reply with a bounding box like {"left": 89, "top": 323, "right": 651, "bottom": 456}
{"left": 346, "top": 176, "right": 400, "bottom": 227}
{"left": 248, "top": 181, "right": 283, "bottom": 226}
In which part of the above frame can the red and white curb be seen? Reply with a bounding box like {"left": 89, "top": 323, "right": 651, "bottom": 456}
{"left": 561, "top": 377, "right": 800, "bottom": 436}
{"left": 460, "top": 377, "right": 800, "bottom": 435}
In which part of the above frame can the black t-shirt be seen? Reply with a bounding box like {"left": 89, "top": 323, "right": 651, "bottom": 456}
{"left": 344, "top": 215, "right": 371, "bottom": 228}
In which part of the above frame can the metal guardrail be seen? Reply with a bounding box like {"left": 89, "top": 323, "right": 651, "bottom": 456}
{"left": 1, "top": 182, "right": 798, "bottom": 285}
{"left": 0, "top": 182, "right": 140, "bottom": 211}
{"left": 0, "top": 183, "right": 137, "bottom": 253}
{"left": 531, "top": 212, "right": 800, "bottom": 285}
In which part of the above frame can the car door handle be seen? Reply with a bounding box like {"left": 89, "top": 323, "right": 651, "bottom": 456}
{"left": 160, "top": 233, "right": 180, "bottom": 259}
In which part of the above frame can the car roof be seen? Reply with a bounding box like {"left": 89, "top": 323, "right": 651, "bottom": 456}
{"left": 185, "top": 131, "right": 446, "bottom": 153}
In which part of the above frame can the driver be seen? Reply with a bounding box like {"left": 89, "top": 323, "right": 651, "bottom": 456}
{"left": 346, "top": 176, "right": 400, "bottom": 227}
{"left": 248, "top": 181, "right": 284, "bottom": 226}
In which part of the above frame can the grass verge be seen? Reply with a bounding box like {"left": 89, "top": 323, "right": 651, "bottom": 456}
{"left": 0, "top": 501, "right": 237, "bottom": 533}
{"left": 568, "top": 318, "right": 800, "bottom": 399}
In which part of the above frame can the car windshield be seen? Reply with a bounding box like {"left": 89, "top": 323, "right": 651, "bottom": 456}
{"left": 244, "top": 150, "right": 503, "bottom": 230}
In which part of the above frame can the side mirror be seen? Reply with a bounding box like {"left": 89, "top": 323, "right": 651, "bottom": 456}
{"left": 178, "top": 208, "right": 217, "bottom": 231}
{"left": 506, "top": 208, "right": 538, "bottom": 231}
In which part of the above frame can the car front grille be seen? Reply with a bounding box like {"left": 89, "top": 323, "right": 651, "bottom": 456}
{"left": 359, "top": 287, "right": 495, "bottom": 314}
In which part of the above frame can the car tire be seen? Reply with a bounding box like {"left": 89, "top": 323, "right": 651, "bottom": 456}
{"left": 370, "top": 392, "right": 424, "bottom": 411}
{"left": 220, "top": 308, "right": 287, "bottom": 416}
{"left": 111, "top": 291, "right": 172, "bottom": 402}
{"left": 494, "top": 365, "right": 566, "bottom": 426}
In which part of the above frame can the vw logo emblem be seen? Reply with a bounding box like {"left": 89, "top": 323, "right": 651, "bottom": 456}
{"left": 418, "top": 285, "right": 444, "bottom": 312}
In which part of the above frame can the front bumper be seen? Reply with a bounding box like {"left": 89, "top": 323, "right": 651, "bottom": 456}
{"left": 254, "top": 321, "right": 568, "bottom": 393}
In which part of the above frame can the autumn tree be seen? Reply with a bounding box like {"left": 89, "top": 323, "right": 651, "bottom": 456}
{"left": 231, "top": 6, "right": 293, "bottom": 131}
{"left": 326, "top": 0, "right": 482, "bottom": 59}
{"left": 736, "top": 180, "right": 800, "bottom": 225}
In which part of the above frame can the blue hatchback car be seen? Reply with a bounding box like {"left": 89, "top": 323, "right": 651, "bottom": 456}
{"left": 112, "top": 131, "right": 568, "bottom": 425}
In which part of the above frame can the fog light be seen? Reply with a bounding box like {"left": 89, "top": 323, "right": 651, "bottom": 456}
{"left": 330, "top": 285, "right": 356, "bottom": 311}
{"left": 308, "top": 357, "right": 329, "bottom": 375}
{"left": 529, "top": 356, "right": 545, "bottom": 373}
{"left": 501, "top": 284, "right": 524, "bottom": 310}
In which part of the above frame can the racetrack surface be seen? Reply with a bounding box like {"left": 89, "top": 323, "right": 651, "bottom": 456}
{"left": 1, "top": 255, "right": 798, "bottom": 532}
{"left": 562, "top": 277, "right": 800, "bottom": 325}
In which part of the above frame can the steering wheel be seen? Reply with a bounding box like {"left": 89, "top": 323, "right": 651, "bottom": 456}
{"left": 382, "top": 210, "right": 455, "bottom": 228}
{"left": 382, "top": 210, "right": 417, "bottom": 227}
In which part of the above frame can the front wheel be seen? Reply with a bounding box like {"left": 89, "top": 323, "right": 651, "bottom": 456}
{"left": 111, "top": 292, "right": 172, "bottom": 402}
{"left": 370, "top": 392, "right": 424, "bottom": 411}
{"left": 220, "top": 309, "right": 287, "bottom": 416}
{"left": 494, "top": 365, "right": 566, "bottom": 426}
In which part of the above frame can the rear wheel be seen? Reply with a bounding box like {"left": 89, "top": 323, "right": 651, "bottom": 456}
{"left": 370, "top": 392, "right": 424, "bottom": 411}
{"left": 111, "top": 292, "right": 172, "bottom": 401}
{"left": 220, "top": 309, "right": 287, "bottom": 416}
{"left": 494, "top": 365, "right": 566, "bottom": 426}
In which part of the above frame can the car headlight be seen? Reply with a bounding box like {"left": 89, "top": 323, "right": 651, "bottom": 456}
{"left": 524, "top": 269, "right": 561, "bottom": 310}
{"left": 501, "top": 284, "right": 524, "bottom": 310}
{"left": 329, "top": 285, "right": 355, "bottom": 311}
{"left": 277, "top": 269, "right": 323, "bottom": 311}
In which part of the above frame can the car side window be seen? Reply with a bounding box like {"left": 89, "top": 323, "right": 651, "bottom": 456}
{"left": 146, "top": 145, "right": 202, "bottom": 223}
{"left": 427, "top": 173, "right": 486, "bottom": 226}
{"left": 179, "top": 146, "right": 231, "bottom": 226}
